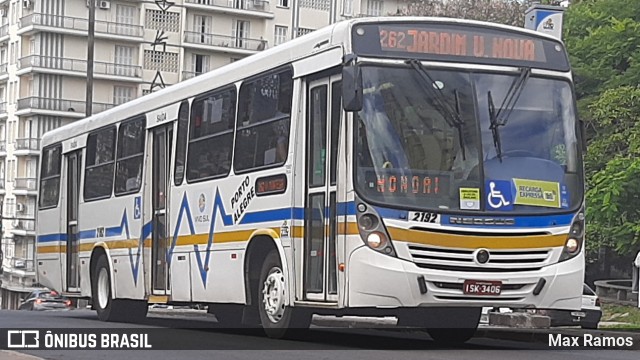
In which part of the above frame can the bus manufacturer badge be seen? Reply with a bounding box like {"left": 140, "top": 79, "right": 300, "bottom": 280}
{"left": 198, "top": 193, "right": 206, "bottom": 213}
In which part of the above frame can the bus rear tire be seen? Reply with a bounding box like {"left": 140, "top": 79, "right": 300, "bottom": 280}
{"left": 257, "top": 250, "right": 311, "bottom": 338}
{"left": 92, "top": 255, "right": 147, "bottom": 322}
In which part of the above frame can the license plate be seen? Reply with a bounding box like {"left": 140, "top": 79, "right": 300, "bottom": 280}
{"left": 571, "top": 311, "right": 586, "bottom": 317}
{"left": 463, "top": 280, "right": 502, "bottom": 295}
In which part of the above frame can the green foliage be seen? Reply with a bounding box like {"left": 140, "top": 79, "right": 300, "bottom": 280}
{"left": 584, "top": 87, "right": 640, "bottom": 256}
{"left": 564, "top": 1, "right": 640, "bottom": 257}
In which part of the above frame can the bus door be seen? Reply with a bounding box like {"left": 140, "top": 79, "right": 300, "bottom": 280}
{"left": 151, "top": 124, "right": 173, "bottom": 294}
{"left": 304, "top": 76, "right": 342, "bottom": 302}
{"left": 65, "top": 150, "right": 82, "bottom": 292}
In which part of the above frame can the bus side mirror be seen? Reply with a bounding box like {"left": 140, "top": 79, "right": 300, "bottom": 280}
{"left": 342, "top": 65, "right": 363, "bottom": 112}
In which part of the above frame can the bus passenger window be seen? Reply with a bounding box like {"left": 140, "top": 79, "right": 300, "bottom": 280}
{"left": 114, "top": 116, "right": 145, "bottom": 195}
{"left": 186, "top": 86, "right": 236, "bottom": 182}
{"left": 39, "top": 144, "right": 62, "bottom": 208}
{"left": 84, "top": 127, "right": 116, "bottom": 201}
{"left": 234, "top": 67, "right": 293, "bottom": 173}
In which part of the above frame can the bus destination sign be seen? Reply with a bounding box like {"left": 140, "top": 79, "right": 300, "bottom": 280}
{"left": 379, "top": 26, "right": 541, "bottom": 62}
{"left": 352, "top": 23, "right": 570, "bottom": 71}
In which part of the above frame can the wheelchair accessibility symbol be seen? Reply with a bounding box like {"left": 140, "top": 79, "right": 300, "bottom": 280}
{"left": 485, "top": 180, "right": 513, "bottom": 211}
{"left": 134, "top": 196, "right": 141, "bottom": 219}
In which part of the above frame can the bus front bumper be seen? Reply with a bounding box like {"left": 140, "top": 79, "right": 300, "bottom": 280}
{"left": 347, "top": 246, "right": 583, "bottom": 310}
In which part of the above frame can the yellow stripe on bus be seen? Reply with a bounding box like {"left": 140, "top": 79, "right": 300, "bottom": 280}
{"left": 387, "top": 227, "right": 566, "bottom": 249}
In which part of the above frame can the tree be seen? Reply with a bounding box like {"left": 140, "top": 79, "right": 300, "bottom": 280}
{"left": 563, "top": 0, "right": 640, "bottom": 257}
{"left": 397, "top": 0, "right": 559, "bottom": 27}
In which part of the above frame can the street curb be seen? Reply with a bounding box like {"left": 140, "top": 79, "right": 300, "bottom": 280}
{"left": 0, "top": 350, "right": 45, "bottom": 360}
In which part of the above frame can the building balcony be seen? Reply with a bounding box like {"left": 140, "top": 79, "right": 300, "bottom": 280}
{"left": 0, "top": 23, "right": 8, "bottom": 43}
{"left": 3, "top": 257, "right": 35, "bottom": 275}
{"left": 13, "top": 178, "right": 38, "bottom": 195}
{"left": 184, "top": 0, "right": 274, "bottom": 19}
{"left": 18, "top": 55, "right": 143, "bottom": 82}
{"left": 183, "top": 31, "right": 266, "bottom": 55}
{"left": 16, "top": 96, "right": 114, "bottom": 118}
{"left": 0, "top": 63, "right": 8, "bottom": 83}
{"left": 14, "top": 138, "right": 40, "bottom": 156}
{"left": 182, "top": 70, "right": 206, "bottom": 80}
{"left": 0, "top": 102, "right": 7, "bottom": 119}
{"left": 18, "top": 13, "right": 144, "bottom": 42}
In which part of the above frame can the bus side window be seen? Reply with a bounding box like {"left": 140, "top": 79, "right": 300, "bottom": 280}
{"left": 234, "top": 67, "right": 293, "bottom": 173}
{"left": 114, "top": 116, "right": 145, "bottom": 195}
{"left": 39, "top": 144, "right": 62, "bottom": 209}
{"left": 186, "top": 86, "right": 236, "bottom": 182}
{"left": 84, "top": 127, "right": 116, "bottom": 201}
{"left": 174, "top": 100, "right": 189, "bottom": 186}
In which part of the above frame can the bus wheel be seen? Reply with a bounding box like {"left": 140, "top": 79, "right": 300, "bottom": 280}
{"left": 92, "top": 255, "right": 147, "bottom": 322}
{"left": 258, "top": 250, "right": 311, "bottom": 338}
{"left": 425, "top": 307, "right": 481, "bottom": 345}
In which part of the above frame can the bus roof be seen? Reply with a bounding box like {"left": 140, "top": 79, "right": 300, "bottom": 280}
{"left": 41, "top": 16, "right": 561, "bottom": 147}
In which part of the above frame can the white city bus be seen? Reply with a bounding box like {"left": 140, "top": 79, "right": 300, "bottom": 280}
{"left": 36, "top": 17, "right": 585, "bottom": 343}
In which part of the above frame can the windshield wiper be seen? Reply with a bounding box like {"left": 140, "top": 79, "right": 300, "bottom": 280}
{"left": 486, "top": 67, "right": 532, "bottom": 162}
{"left": 488, "top": 91, "right": 503, "bottom": 162}
{"left": 406, "top": 59, "right": 466, "bottom": 160}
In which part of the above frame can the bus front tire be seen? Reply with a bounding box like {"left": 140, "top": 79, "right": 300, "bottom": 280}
{"left": 92, "top": 255, "right": 147, "bottom": 322}
{"left": 257, "top": 250, "right": 311, "bottom": 338}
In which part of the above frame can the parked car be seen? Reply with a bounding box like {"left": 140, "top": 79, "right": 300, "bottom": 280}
{"left": 18, "top": 290, "right": 72, "bottom": 311}
{"left": 535, "top": 284, "right": 602, "bottom": 329}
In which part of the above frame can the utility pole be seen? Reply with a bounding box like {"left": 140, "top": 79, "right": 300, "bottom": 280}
{"left": 86, "top": 0, "right": 95, "bottom": 117}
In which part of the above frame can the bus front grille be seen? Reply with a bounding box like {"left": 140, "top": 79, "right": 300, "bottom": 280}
{"left": 407, "top": 244, "right": 552, "bottom": 272}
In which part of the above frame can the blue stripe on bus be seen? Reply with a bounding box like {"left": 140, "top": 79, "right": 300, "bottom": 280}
{"left": 38, "top": 233, "right": 67, "bottom": 243}
{"left": 78, "top": 230, "right": 97, "bottom": 239}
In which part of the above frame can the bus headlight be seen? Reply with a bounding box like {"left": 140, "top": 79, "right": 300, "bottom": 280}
{"left": 559, "top": 210, "right": 584, "bottom": 262}
{"left": 355, "top": 202, "right": 396, "bottom": 257}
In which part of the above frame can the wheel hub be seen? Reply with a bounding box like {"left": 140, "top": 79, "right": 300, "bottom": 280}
{"left": 262, "top": 267, "right": 286, "bottom": 323}
{"left": 97, "top": 268, "right": 109, "bottom": 309}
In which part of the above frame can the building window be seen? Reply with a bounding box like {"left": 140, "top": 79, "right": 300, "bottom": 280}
{"left": 84, "top": 127, "right": 116, "bottom": 201}
{"left": 192, "top": 54, "right": 210, "bottom": 75}
{"left": 274, "top": 26, "right": 287, "bottom": 46}
{"left": 342, "top": 0, "right": 352, "bottom": 16}
{"left": 145, "top": 9, "right": 180, "bottom": 32}
{"left": 192, "top": 14, "right": 212, "bottom": 44}
{"left": 296, "top": 27, "right": 313, "bottom": 37}
{"left": 115, "top": 45, "right": 135, "bottom": 76}
{"left": 300, "top": 0, "right": 329, "bottom": 10}
{"left": 232, "top": 20, "right": 251, "bottom": 48}
{"left": 186, "top": 86, "right": 237, "bottom": 182}
{"left": 278, "top": 0, "right": 289, "bottom": 7}
{"left": 144, "top": 50, "right": 179, "bottom": 72}
{"left": 114, "top": 117, "right": 145, "bottom": 195}
{"left": 234, "top": 68, "right": 293, "bottom": 172}
{"left": 113, "top": 86, "right": 134, "bottom": 105}
{"left": 366, "top": 0, "right": 383, "bottom": 16}
{"left": 230, "top": 57, "right": 242, "bottom": 63}
{"left": 39, "top": 145, "right": 62, "bottom": 209}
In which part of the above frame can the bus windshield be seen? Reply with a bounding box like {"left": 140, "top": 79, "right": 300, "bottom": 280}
{"left": 354, "top": 65, "right": 582, "bottom": 214}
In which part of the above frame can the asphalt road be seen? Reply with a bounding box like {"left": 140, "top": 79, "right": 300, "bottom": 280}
{"left": 0, "top": 309, "right": 636, "bottom": 360}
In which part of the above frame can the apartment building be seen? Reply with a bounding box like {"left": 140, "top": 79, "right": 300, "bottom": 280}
{"left": 0, "top": 0, "right": 409, "bottom": 308}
